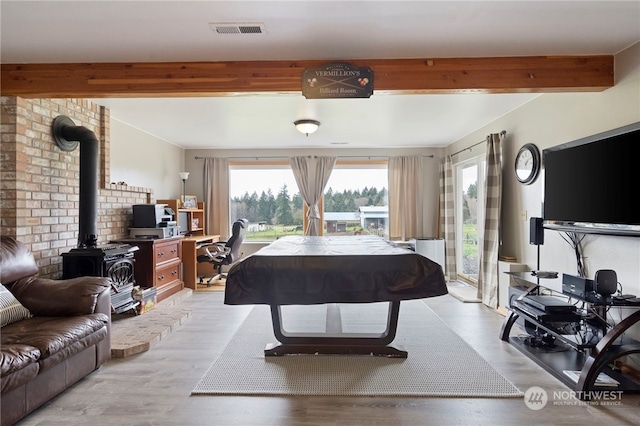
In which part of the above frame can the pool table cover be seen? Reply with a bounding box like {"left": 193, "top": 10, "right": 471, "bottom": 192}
{"left": 224, "top": 235, "right": 447, "bottom": 306}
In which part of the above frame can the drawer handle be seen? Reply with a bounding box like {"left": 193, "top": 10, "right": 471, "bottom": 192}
{"left": 171, "top": 249, "right": 177, "bottom": 254}
{"left": 158, "top": 275, "right": 164, "bottom": 281}
{"left": 172, "top": 271, "right": 177, "bottom": 276}
{"left": 158, "top": 251, "right": 165, "bottom": 257}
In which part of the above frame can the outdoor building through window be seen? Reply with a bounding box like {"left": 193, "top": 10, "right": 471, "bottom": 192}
{"left": 323, "top": 162, "right": 388, "bottom": 238}
{"left": 229, "top": 161, "right": 388, "bottom": 241}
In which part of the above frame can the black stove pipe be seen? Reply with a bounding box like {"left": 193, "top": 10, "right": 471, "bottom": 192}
{"left": 51, "top": 115, "right": 99, "bottom": 248}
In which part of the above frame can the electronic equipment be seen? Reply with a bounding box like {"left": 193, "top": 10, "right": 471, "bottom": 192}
{"left": 129, "top": 226, "right": 179, "bottom": 239}
{"left": 132, "top": 204, "right": 173, "bottom": 228}
{"left": 524, "top": 333, "right": 556, "bottom": 348}
{"left": 594, "top": 269, "right": 617, "bottom": 296}
{"left": 542, "top": 121, "right": 640, "bottom": 237}
{"left": 529, "top": 217, "right": 544, "bottom": 245}
{"left": 508, "top": 286, "right": 530, "bottom": 327}
{"left": 522, "top": 295, "right": 576, "bottom": 313}
{"left": 158, "top": 220, "right": 177, "bottom": 227}
{"left": 562, "top": 273, "right": 594, "bottom": 298}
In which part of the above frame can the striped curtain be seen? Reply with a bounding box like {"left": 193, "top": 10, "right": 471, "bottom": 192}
{"left": 477, "top": 133, "right": 503, "bottom": 308}
{"left": 439, "top": 155, "right": 457, "bottom": 281}
{"left": 203, "top": 157, "right": 230, "bottom": 240}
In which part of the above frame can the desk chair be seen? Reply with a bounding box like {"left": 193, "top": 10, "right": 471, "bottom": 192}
{"left": 197, "top": 218, "right": 248, "bottom": 286}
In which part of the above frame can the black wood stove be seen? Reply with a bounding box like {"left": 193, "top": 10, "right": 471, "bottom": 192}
{"left": 53, "top": 115, "right": 139, "bottom": 314}
{"left": 62, "top": 244, "right": 139, "bottom": 313}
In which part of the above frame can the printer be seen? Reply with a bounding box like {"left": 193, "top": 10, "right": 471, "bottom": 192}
{"left": 130, "top": 204, "right": 180, "bottom": 238}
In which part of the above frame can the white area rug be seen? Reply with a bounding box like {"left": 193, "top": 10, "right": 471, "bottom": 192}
{"left": 192, "top": 300, "right": 521, "bottom": 397}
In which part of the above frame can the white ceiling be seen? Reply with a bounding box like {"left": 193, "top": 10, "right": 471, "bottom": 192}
{"left": 2, "top": 1, "right": 639, "bottom": 150}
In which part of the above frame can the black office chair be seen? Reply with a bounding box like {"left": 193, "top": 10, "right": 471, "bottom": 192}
{"left": 197, "top": 218, "right": 248, "bottom": 286}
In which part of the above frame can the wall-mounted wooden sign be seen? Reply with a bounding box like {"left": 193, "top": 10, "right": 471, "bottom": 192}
{"left": 302, "top": 63, "right": 374, "bottom": 99}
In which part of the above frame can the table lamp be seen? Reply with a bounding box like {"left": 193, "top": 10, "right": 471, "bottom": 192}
{"left": 179, "top": 172, "right": 190, "bottom": 208}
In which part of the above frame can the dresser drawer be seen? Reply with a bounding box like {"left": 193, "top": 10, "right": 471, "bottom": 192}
{"left": 155, "top": 260, "right": 181, "bottom": 288}
{"left": 154, "top": 240, "right": 180, "bottom": 265}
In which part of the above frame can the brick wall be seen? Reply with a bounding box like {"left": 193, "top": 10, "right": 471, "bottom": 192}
{"left": 1, "top": 96, "right": 152, "bottom": 278}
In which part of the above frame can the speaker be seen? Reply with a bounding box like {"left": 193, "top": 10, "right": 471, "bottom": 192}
{"left": 529, "top": 217, "right": 544, "bottom": 245}
{"left": 594, "top": 269, "right": 617, "bottom": 296}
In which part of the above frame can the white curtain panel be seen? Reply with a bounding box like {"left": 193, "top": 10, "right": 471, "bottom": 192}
{"left": 388, "top": 156, "right": 424, "bottom": 241}
{"left": 203, "top": 157, "right": 230, "bottom": 240}
{"left": 477, "top": 133, "right": 503, "bottom": 308}
{"left": 290, "top": 156, "right": 336, "bottom": 236}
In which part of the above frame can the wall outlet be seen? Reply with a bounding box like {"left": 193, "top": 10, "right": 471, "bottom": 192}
{"left": 519, "top": 210, "right": 527, "bottom": 221}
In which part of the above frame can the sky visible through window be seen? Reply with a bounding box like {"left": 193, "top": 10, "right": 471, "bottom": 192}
{"left": 230, "top": 168, "right": 388, "bottom": 198}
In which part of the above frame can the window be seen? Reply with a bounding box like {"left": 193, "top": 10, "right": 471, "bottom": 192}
{"left": 229, "top": 163, "right": 301, "bottom": 241}
{"left": 323, "top": 162, "right": 388, "bottom": 237}
{"left": 454, "top": 157, "right": 485, "bottom": 284}
{"left": 229, "top": 160, "right": 388, "bottom": 241}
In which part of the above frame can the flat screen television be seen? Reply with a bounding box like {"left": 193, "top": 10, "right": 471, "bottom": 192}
{"left": 542, "top": 121, "right": 640, "bottom": 237}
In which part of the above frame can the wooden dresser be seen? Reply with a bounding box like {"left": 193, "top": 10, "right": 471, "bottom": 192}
{"left": 115, "top": 236, "right": 184, "bottom": 303}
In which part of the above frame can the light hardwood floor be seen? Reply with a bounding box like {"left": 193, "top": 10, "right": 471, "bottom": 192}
{"left": 17, "top": 292, "right": 640, "bottom": 425}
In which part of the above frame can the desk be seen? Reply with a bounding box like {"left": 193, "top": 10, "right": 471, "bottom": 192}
{"left": 181, "top": 235, "right": 220, "bottom": 290}
{"left": 225, "top": 235, "right": 447, "bottom": 357}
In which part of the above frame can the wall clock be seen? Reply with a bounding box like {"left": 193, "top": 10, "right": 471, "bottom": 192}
{"left": 514, "top": 143, "right": 541, "bottom": 185}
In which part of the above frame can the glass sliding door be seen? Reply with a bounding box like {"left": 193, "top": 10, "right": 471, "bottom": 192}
{"left": 455, "top": 157, "right": 485, "bottom": 285}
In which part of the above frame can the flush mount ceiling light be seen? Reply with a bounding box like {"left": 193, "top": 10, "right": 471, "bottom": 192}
{"left": 294, "top": 119, "right": 320, "bottom": 137}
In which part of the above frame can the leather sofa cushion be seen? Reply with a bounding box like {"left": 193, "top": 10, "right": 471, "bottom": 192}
{"left": 38, "top": 328, "right": 107, "bottom": 371}
{"left": 1, "top": 343, "right": 42, "bottom": 395}
{"left": 0, "top": 237, "right": 39, "bottom": 284}
{"left": 0, "top": 344, "right": 40, "bottom": 376}
{"left": 0, "top": 344, "right": 41, "bottom": 394}
{"left": 1, "top": 314, "right": 108, "bottom": 360}
{"left": 8, "top": 276, "right": 110, "bottom": 316}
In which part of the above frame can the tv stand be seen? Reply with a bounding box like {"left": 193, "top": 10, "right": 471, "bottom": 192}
{"left": 500, "top": 272, "right": 640, "bottom": 399}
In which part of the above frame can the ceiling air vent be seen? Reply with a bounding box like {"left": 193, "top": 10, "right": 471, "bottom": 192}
{"left": 209, "top": 22, "right": 266, "bottom": 35}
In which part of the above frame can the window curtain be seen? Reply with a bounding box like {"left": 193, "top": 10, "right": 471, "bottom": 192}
{"left": 290, "top": 156, "right": 336, "bottom": 236}
{"left": 477, "top": 133, "right": 504, "bottom": 308}
{"left": 439, "top": 155, "right": 457, "bottom": 281}
{"left": 203, "top": 157, "right": 230, "bottom": 240}
{"left": 388, "top": 156, "right": 424, "bottom": 241}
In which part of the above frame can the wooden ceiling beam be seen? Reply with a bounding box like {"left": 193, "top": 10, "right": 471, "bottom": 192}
{"left": 1, "top": 56, "right": 613, "bottom": 98}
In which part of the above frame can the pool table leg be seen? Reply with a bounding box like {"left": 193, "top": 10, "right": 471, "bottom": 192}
{"left": 265, "top": 301, "right": 407, "bottom": 358}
